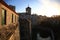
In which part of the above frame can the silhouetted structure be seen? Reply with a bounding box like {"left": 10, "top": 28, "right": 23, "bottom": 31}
{"left": 18, "top": 6, "right": 31, "bottom": 40}
{"left": 9, "top": 5, "right": 16, "bottom": 11}
{"left": 26, "top": 6, "right": 31, "bottom": 15}
{"left": 31, "top": 16, "right": 60, "bottom": 40}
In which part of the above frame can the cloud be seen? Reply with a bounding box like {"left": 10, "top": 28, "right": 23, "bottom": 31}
{"left": 37, "top": 0, "right": 60, "bottom": 17}
{"left": 50, "top": 0, "right": 60, "bottom": 3}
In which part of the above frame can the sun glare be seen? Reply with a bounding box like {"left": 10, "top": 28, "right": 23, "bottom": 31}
{"left": 34, "top": 0, "right": 60, "bottom": 17}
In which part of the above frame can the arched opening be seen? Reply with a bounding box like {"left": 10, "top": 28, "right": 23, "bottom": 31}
{"left": 31, "top": 25, "right": 54, "bottom": 40}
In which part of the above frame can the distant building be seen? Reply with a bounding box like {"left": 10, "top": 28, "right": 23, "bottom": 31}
{"left": 26, "top": 6, "right": 31, "bottom": 15}
{"left": 9, "top": 5, "right": 16, "bottom": 11}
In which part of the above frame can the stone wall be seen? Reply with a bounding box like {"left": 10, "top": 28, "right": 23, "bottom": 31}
{"left": 0, "top": 0, "right": 19, "bottom": 26}
{"left": 0, "top": 1, "right": 20, "bottom": 40}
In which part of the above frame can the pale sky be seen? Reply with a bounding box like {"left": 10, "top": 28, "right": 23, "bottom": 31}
{"left": 33, "top": 0, "right": 60, "bottom": 17}
{"left": 4, "top": 0, "right": 60, "bottom": 17}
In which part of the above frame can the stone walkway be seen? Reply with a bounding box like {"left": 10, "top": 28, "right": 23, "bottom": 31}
{"left": 37, "top": 33, "right": 51, "bottom": 40}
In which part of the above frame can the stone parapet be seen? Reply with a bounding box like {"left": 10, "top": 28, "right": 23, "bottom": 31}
{"left": 0, "top": 23, "right": 19, "bottom": 40}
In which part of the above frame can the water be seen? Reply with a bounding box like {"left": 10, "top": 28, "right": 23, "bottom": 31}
{"left": 37, "top": 33, "right": 51, "bottom": 40}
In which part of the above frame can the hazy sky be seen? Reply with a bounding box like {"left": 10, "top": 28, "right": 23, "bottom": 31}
{"left": 4, "top": 0, "right": 60, "bottom": 17}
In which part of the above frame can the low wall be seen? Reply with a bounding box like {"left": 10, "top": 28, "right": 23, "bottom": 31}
{"left": 0, "top": 23, "right": 20, "bottom": 40}
{"left": 9, "top": 25, "right": 20, "bottom": 40}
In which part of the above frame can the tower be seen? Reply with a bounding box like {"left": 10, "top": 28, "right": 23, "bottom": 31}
{"left": 26, "top": 6, "right": 31, "bottom": 15}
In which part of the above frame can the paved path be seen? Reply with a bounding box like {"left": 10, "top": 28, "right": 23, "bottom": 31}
{"left": 37, "top": 33, "right": 51, "bottom": 40}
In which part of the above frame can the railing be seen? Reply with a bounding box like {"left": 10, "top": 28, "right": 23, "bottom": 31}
{"left": 0, "top": 23, "right": 18, "bottom": 40}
